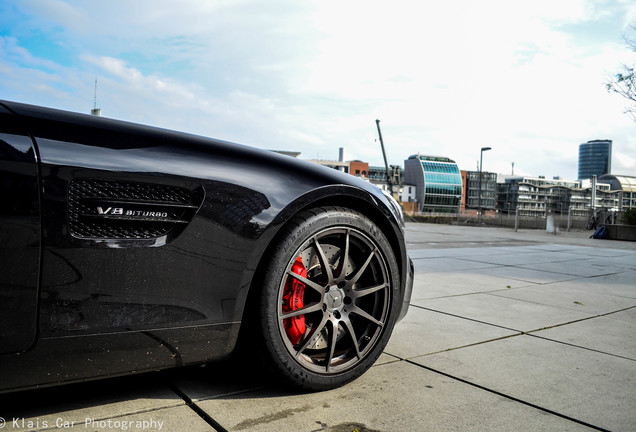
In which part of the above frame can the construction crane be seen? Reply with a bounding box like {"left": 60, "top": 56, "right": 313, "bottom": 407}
{"left": 375, "top": 119, "right": 393, "bottom": 195}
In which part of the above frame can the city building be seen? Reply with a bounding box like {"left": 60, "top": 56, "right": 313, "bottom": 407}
{"left": 578, "top": 139, "right": 612, "bottom": 180}
{"left": 349, "top": 160, "right": 369, "bottom": 178}
{"left": 598, "top": 174, "right": 636, "bottom": 210}
{"left": 497, "top": 176, "right": 620, "bottom": 217}
{"left": 305, "top": 159, "right": 351, "bottom": 173}
{"left": 398, "top": 184, "right": 417, "bottom": 203}
{"left": 404, "top": 154, "right": 462, "bottom": 214}
{"left": 461, "top": 170, "right": 497, "bottom": 215}
{"left": 371, "top": 182, "right": 418, "bottom": 212}
{"left": 368, "top": 165, "right": 403, "bottom": 185}
{"left": 368, "top": 165, "right": 416, "bottom": 212}
{"left": 305, "top": 158, "right": 369, "bottom": 178}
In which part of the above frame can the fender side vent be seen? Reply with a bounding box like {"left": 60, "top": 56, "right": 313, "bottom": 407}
{"left": 68, "top": 179, "right": 202, "bottom": 240}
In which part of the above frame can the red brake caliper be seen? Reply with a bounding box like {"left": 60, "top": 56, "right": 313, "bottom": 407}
{"left": 282, "top": 256, "right": 307, "bottom": 345}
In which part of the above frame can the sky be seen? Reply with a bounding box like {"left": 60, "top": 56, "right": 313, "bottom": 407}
{"left": 1, "top": 0, "right": 635, "bottom": 180}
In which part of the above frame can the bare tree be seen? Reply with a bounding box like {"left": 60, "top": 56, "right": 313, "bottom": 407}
{"left": 607, "top": 27, "right": 636, "bottom": 121}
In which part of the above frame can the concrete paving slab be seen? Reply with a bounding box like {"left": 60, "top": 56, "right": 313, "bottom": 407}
{"left": 552, "top": 245, "right": 636, "bottom": 258}
{"left": 0, "top": 374, "right": 186, "bottom": 431}
{"left": 489, "top": 283, "right": 636, "bottom": 315}
{"left": 165, "top": 362, "right": 265, "bottom": 404}
{"left": 545, "top": 270, "right": 636, "bottom": 299}
{"left": 2, "top": 406, "right": 209, "bottom": 432}
{"left": 468, "top": 265, "right": 582, "bottom": 284}
{"left": 518, "top": 259, "right": 626, "bottom": 277}
{"left": 605, "top": 307, "right": 636, "bottom": 324}
{"left": 519, "top": 244, "right": 592, "bottom": 252}
{"left": 193, "top": 360, "right": 595, "bottom": 432}
{"left": 384, "top": 306, "right": 518, "bottom": 359}
{"left": 518, "top": 244, "right": 636, "bottom": 256}
{"left": 167, "top": 353, "right": 405, "bottom": 403}
{"left": 607, "top": 254, "right": 636, "bottom": 270}
{"left": 83, "top": 406, "right": 211, "bottom": 432}
{"left": 413, "top": 293, "right": 594, "bottom": 332}
{"left": 530, "top": 314, "right": 636, "bottom": 359}
{"left": 413, "top": 335, "right": 636, "bottom": 432}
{"left": 408, "top": 246, "right": 513, "bottom": 259}
{"left": 404, "top": 224, "right": 636, "bottom": 251}
{"left": 463, "top": 251, "right": 583, "bottom": 266}
{"left": 411, "top": 256, "right": 499, "bottom": 272}
{"left": 411, "top": 270, "right": 533, "bottom": 300}
{"left": 374, "top": 353, "right": 401, "bottom": 366}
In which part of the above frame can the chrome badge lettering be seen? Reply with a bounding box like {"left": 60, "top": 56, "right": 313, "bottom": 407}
{"left": 96, "top": 206, "right": 168, "bottom": 218}
{"left": 125, "top": 210, "right": 168, "bottom": 218}
{"left": 96, "top": 207, "right": 122, "bottom": 215}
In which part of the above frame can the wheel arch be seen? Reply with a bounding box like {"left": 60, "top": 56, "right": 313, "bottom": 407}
{"left": 288, "top": 194, "right": 405, "bottom": 279}
{"left": 237, "top": 186, "right": 405, "bottom": 339}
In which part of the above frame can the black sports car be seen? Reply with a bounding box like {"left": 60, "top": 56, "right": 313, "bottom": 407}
{"left": 0, "top": 100, "right": 413, "bottom": 392}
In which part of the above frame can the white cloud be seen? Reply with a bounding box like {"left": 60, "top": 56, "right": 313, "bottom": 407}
{"left": 1, "top": 0, "right": 635, "bottom": 179}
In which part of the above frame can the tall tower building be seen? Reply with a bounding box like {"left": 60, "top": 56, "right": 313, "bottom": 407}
{"left": 578, "top": 139, "right": 612, "bottom": 181}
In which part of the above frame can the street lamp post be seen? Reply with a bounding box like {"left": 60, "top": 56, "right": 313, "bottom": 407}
{"left": 478, "top": 146, "right": 492, "bottom": 224}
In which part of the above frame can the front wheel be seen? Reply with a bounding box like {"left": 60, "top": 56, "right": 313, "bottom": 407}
{"left": 254, "top": 206, "right": 400, "bottom": 391}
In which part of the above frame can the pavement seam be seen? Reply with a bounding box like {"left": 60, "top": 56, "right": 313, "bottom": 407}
{"left": 408, "top": 304, "right": 529, "bottom": 333}
{"left": 385, "top": 333, "right": 522, "bottom": 360}
{"left": 421, "top": 263, "right": 587, "bottom": 284}
{"left": 409, "top": 303, "right": 630, "bottom": 340}
{"left": 522, "top": 305, "right": 636, "bottom": 334}
{"left": 525, "top": 305, "right": 636, "bottom": 362}
{"left": 188, "top": 385, "right": 269, "bottom": 402}
{"left": 402, "top": 359, "right": 612, "bottom": 432}
{"left": 412, "top": 303, "right": 636, "bottom": 362}
{"left": 483, "top": 289, "right": 636, "bottom": 311}
{"left": 437, "top": 251, "right": 630, "bottom": 280}
{"left": 598, "top": 304, "right": 636, "bottom": 317}
{"left": 526, "top": 333, "right": 636, "bottom": 362}
{"left": 459, "top": 256, "right": 581, "bottom": 266}
{"left": 170, "top": 384, "right": 228, "bottom": 432}
{"left": 514, "top": 266, "right": 624, "bottom": 278}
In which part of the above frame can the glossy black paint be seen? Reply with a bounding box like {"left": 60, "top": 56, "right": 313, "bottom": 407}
{"left": 0, "top": 105, "right": 40, "bottom": 354}
{"left": 0, "top": 100, "right": 411, "bottom": 392}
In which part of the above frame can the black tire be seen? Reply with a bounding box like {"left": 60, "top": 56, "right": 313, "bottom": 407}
{"left": 254, "top": 206, "right": 400, "bottom": 391}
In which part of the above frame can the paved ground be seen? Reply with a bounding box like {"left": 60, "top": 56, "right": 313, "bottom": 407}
{"left": 1, "top": 223, "right": 635, "bottom": 432}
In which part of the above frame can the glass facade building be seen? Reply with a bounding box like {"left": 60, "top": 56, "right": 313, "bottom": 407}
{"left": 578, "top": 140, "right": 612, "bottom": 180}
{"left": 404, "top": 155, "right": 462, "bottom": 213}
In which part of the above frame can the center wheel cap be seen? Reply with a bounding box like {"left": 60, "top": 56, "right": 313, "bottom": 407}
{"left": 325, "top": 287, "right": 345, "bottom": 311}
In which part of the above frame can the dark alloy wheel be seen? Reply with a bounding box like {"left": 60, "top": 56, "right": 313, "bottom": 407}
{"left": 253, "top": 206, "right": 400, "bottom": 390}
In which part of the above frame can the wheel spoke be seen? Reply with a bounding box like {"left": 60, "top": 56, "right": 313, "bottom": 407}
{"left": 286, "top": 269, "right": 324, "bottom": 295}
{"left": 350, "top": 282, "right": 388, "bottom": 300}
{"left": 313, "top": 236, "right": 334, "bottom": 284}
{"left": 325, "top": 321, "right": 339, "bottom": 372}
{"left": 295, "top": 313, "right": 329, "bottom": 356}
{"left": 334, "top": 229, "right": 350, "bottom": 282}
{"left": 341, "top": 316, "right": 361, "bottom": 360}
{"left": 280, "top": 302, "right": 322, "bottom": 319}
{"left": 348, "top": 247, "right": 377, "bottom": 285}
{"left": 350, "top": 305, "right": 384, "bottom": 327}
